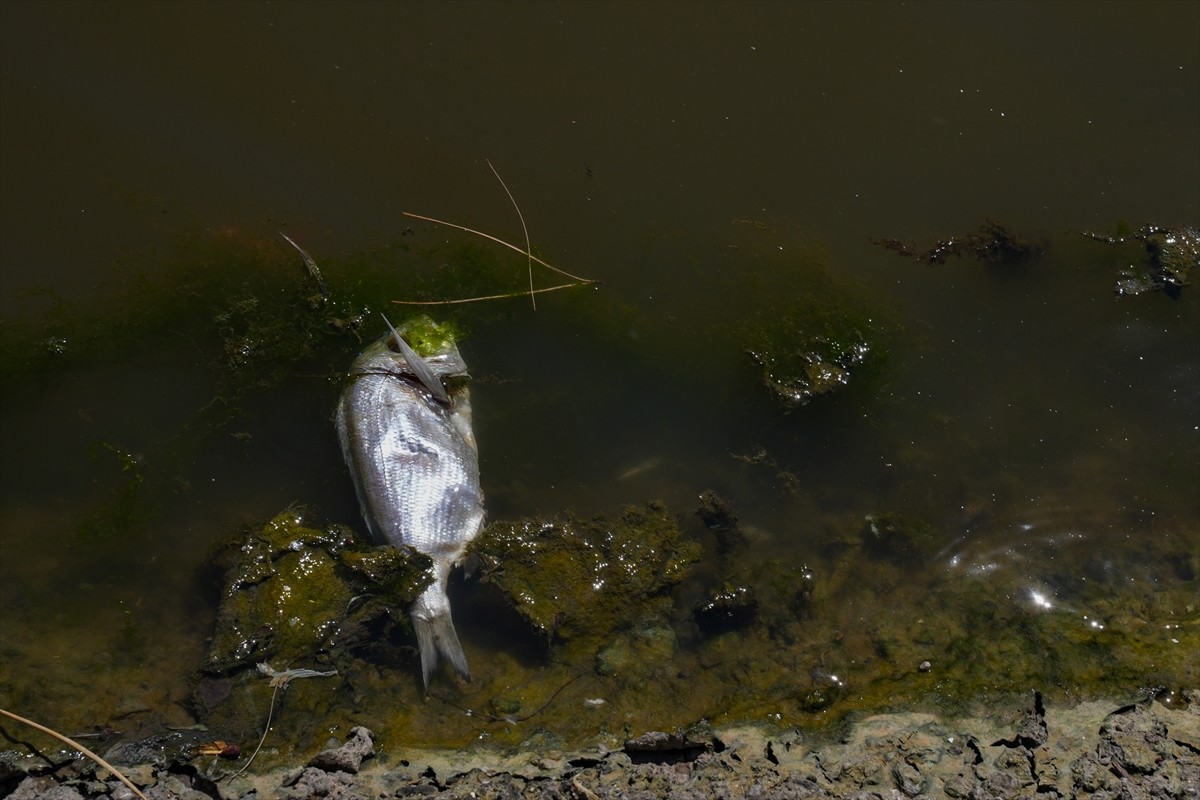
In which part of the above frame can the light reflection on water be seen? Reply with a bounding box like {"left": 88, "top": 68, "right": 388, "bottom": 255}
{"left": 937, "top": 504, "right": 1194, "bottom": 666}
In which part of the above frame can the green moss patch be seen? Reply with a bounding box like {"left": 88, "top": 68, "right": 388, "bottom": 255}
{"left": 470, "top": 502, "right": 701, "bottom": 656}
{"left": 204, "top": 508, "right": 433, "bottom": 674}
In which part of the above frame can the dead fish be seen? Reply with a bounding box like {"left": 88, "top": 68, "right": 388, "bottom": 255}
{"left": 336, "top": 315, "right": 485, "bottom": 687}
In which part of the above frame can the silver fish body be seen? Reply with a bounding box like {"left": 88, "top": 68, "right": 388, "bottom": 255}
{"left": 335, "top": 326, "right": 485, "bottom": 686}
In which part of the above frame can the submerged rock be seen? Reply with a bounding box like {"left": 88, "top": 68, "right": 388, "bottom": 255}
{"left": 695, "top": 490, "right": 738, "bottom": 531}
{"left": 468, "top": 502, "right": 700, "bottom": 649}
{"left": 747, "top": 320, "right": 875, "bottom": 408}
{"left": 202, "top": 508, "right": 433, "bottom": 674}
{"left": 695, "top": 490, "right": 747, "bottom": 552}
{"left": 693, "top": 585, "right": 759, "bottom": 634}
{"left": 307, "top": 726, "right": 375, "bottom": 774}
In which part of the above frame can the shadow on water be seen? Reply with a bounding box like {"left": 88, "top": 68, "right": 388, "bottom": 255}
{"left": 0, "top": 217, "right": 1196, "bottom": 766}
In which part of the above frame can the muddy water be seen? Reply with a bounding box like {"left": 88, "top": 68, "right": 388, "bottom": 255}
{"left": 1, "top": 1, "right": 1197, "bottom": 764}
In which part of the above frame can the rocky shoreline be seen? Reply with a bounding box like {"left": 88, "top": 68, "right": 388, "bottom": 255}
{"left": 4, "top": 691, "right": 1198, "bottom": 799}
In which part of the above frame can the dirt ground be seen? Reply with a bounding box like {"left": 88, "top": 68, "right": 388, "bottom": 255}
{"left": 3, "top": 691, "right": 1198, "bottom": 799}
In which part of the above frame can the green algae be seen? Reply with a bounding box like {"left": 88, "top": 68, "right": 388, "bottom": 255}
{"left": 394, "top": 315, "right": 461, "bottom": 359}
{"left": 0, "top": 229, "right": 532, "bottom": 558}
{"left": 44, "top": 498, "right": 1199, "bottom": 766}
{"left": 744, "top": 300, "right": 881, "bottom": 408}
{"left": 469, "top": 502, "right": 701, "bottom": 658}
{"left": 204, "top": 509, "right": 433, "bottom": 674}
{"left": 0, "top": 229, "right": 536, "bottom": 408}
{"left": 1144, "top": 225, "right": 1198, "bottom": 289}
{"left": 1083, "top": 223, "right": 1199, "bottom": 297}
{"left": 647, "top": 503, "right": 1200, "bottom": 737}
{"left": 1, "top": 224, "right": 1196, "bottom": 765}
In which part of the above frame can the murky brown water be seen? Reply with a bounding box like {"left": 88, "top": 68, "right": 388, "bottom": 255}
{"left": 2, "top": 0, "right": 1197, "bottom": 764}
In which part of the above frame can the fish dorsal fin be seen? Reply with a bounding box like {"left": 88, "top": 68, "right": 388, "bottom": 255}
{"left": 382, "top": 315, "right": 451, "bottom": 404}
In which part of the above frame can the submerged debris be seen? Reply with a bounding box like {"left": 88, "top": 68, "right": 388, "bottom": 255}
{"left": 256, "top": 663, "right": 338, "bottom": 689}
{"left": 1083, "top": 223, "right": 1198, "bottom": 298}
{"left": 872, "top": 219, "right": 1047, "bottom": 266}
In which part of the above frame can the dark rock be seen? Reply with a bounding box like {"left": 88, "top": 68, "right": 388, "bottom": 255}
{"left": 695, "top": 490, "right": 738, "bottom": 531}
{"left": 890, "top": 759, "right": 925, "bottom": 796}
{"left": 9, "top": 776, "right": 83, "bottom": 800}
{"left": 624, "top": 728, "right": 711, "bottom": 764}
{"left": 1098, "top": 706, "right": 1169, "bottom": 775}
{"left": 308, "top": 726, "right": 375, "bottom": 774}
{"left": 693, "top": 585, "right": 759, "bottom": 634}
{"left": 203, "top": 510, "right": 433, "bottom": 676}
{"left": 468, "top": 502, "right": 700, "bottom": 645}
{"left": 103, "top": 732, "right": 207, "bottom": 771}
{"left": 192, "top": 676, "right": 232, "bottom": 716}
{"left": 981, "top": 768, "right": 1022, "bottom": 797}
{"left": 145, "top": 774, "right": 210, "bottom": 800}
{"left": 282, "top": 766, "right": 358, "bottom": 799}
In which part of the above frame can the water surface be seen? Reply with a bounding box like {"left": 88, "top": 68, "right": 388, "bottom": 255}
{"left": 1, "top": 0, "right": 1196, "bottom": 762}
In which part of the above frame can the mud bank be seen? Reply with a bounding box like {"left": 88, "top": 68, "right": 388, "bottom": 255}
{"left": 4, "top": 691, "right": 1198, "bottom": 800}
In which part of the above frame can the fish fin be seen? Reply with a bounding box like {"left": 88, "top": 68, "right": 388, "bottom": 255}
{"left": 381, "top": 314, "right": 451, "bottom": 405}
{"left": 412, "top": 609, "right": 472, "bottom": 688}
{"left": 279, "top": 232, "right": 329, "bottom": 298}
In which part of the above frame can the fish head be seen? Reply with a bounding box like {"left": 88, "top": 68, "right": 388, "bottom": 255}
{"left": 349, "top": 316, "right": 468, "bottom": 399}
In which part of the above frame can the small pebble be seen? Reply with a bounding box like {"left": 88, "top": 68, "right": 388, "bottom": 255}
{"left": 918, "top": 660, "right": 932, "bottom": 673}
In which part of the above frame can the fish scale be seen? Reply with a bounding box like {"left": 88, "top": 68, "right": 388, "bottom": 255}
{"left": 336, "top": 325, "right": 485, "bottom": 686}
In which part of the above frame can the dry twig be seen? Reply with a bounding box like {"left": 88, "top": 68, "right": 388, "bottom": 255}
{"left": 0, "top": 707, "right": 150, "bottom": 800}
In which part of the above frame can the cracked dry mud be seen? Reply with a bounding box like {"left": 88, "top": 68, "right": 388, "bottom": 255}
{"left": 4, "top": 691, "right": 1199, "bottom": 799}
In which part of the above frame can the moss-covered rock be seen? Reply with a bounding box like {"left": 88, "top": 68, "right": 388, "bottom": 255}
{"left": 745, "top": 304, "right": 878, "bottom": 408}
{"left": 204, "top": 509, "right": 433, "bottom": 674}
{"left": 468, "top": 502, "right": 701, "bottom": 655}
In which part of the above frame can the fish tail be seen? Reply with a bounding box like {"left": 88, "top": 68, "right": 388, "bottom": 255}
{"left": 412, "top": 585, "right": 471, "bottom": 687}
